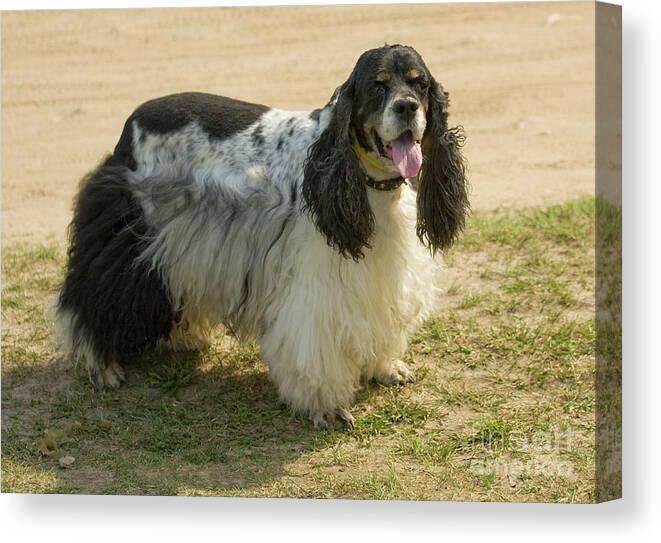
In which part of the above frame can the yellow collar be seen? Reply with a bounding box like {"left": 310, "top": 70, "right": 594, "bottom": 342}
{"left": 350, "top": 129, "right": 396, "bottom": 176}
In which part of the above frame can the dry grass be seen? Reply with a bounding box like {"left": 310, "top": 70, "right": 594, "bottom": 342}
{"left": 1, "top": 196, "right": 617, "bottom": 501}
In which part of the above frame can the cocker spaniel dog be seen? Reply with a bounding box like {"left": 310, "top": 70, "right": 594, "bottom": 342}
{"left": 54, "top": 44, "right": 468, "bottom": 429}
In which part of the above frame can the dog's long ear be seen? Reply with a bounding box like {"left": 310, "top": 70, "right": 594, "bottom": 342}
{"left": 302, "top": 73, "right": 373, "bottom": 261}
{"left": 416, "top": 77, "right": 469, "bottom": 252}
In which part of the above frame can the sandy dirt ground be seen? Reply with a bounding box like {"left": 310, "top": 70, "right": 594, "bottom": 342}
{"left": 2, "top": 2, "right": 598, "bottom": 244}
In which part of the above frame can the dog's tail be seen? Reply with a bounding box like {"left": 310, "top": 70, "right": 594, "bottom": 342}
{"left": 54, "top": 156, "right": 176, "bottom": 389}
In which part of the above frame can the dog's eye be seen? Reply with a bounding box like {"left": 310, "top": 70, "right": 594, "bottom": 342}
{"left": 410, "top": 78, "right": 429, "bottom": 91}
{"left": 371, "top": 83, "right": 387, "bottom": 98}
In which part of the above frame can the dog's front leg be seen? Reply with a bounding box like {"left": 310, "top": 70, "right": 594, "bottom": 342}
{"left": 260, "top": 320, "right": 360, "bottom": 431}
{"left": 373, "top": 358, "right": 416, "bottom": 386}
{"left": 310, "top": 407, "right": 355, "bottom": 431}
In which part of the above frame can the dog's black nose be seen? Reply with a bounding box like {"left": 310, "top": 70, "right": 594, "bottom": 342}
{"left": 392, "top": 98, "right": 419, "bottom": 121}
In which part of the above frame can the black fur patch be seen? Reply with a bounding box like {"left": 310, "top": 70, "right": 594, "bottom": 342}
{"left": 302, "top": 72, "right": 374, "bottom": 261}
{"left": 112, "top": 128, "right": 137, "bottom": 170}
{"left": 416, "top": 78, "right": 469, "bottom": 251}
{"left": 113, "top": 92, "right": 270, "bottom": 168}
{"left": 353, "top": 125, "right": 373, "bottom": 152}
{"left": 251, "top": 123, "right": 265, "bottom": 146}
{"left": 58, "top": 156, "right": 176, "bottom": 371}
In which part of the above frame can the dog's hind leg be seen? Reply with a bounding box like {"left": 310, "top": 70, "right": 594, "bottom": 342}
{"left": 52, "top": 305, "right": 126, "bottom": 389}
{"left": 55, "top": 156, "right": 177, "bottom": 389}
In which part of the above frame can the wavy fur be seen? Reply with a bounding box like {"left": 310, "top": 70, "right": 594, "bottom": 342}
{"left": 416, "top": 78, "right": 470, "bottom": 251}
{"left": 302, "top": 75, "right": 374, "bottom": 261}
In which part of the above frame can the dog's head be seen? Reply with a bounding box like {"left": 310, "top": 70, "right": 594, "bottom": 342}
{"left": 302, "top": 44, "right": 469, "bottom": 260}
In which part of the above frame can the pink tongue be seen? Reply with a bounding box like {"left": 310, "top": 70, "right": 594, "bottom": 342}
{"left": 389, "top": 133, "right": 422, "bottom": 179}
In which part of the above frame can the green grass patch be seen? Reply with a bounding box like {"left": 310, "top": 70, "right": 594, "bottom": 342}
{"left": 1, "top": 197, "right": 606, "bottom": 502}
{"left": 459, "top": 195, "right": 595, "bottom": 251}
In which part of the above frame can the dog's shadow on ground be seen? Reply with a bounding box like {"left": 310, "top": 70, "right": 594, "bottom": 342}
{"left": 2, "top": 343, "right": 348, "bottom": 496}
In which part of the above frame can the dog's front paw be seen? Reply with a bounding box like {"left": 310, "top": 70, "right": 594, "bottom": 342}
{"left": 374, "top": 359, "right": 415, "bottom": 386}
{"left": 311, "top": 408, "right": 355, "bottom": 431}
